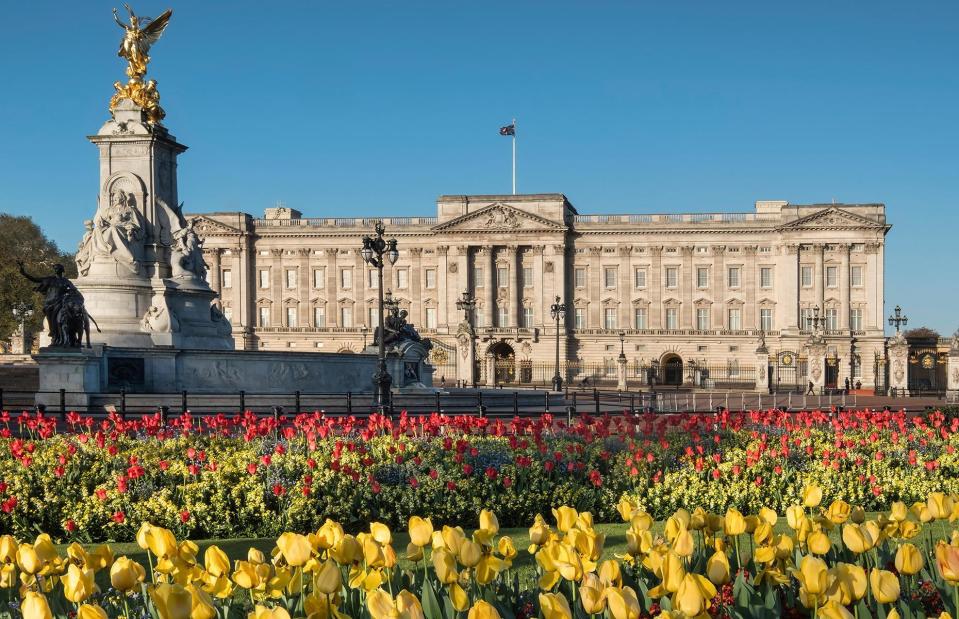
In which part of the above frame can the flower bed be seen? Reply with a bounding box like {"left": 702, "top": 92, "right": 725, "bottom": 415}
{"left": 6, "top": 492, "right": 959, "bottom": 619}
{"left": 1, "top": 408, "right": 959, "bottom": 542}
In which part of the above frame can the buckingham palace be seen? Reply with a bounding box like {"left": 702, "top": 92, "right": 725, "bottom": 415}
{"left": 191, "top": 193, "right": 890, "bottom": 391}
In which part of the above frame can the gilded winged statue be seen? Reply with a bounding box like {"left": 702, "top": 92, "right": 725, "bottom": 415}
{"left": 113, "top": 4, "right": 172, "bottom": 79}
{"left": 109, "top": 5, "right": 172, "bottom": 124}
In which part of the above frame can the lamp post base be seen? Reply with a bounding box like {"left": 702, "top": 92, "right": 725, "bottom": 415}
{"left": 372, "top": 366, "right": 393, "bottom": 417}
{"left": 552, "top": 374, "right": 563, "bottom": 392}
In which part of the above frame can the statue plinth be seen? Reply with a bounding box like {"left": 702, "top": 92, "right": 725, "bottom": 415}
{"left": 69, "top": 99, "right": 233, "bottom": 350}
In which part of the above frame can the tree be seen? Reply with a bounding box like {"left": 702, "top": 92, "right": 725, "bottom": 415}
{"left": 903, "top": 327, "right": 940, "bottom": 344}
{"left": 0, "top": 214, "right": 76, "bottom": 344}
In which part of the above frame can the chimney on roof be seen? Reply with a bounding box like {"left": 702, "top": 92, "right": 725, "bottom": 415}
{"left": 755, "top": 200, "right": 788, "bottom": 214}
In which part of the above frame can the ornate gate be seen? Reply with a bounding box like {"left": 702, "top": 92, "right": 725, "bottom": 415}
{"left": 908, "top": 348, "right": 946, "bottom": 394}
{"left": 770, "top": 351, "right": 807, "bottom": 392}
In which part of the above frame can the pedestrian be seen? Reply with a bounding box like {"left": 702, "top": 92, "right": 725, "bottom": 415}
{"left": 806, "top": 381, "right": 814, "bottom": 395}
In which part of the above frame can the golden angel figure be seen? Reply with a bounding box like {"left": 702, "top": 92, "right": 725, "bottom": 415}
{"left": 113, "top": 4, "right": 172, "bottom": 80}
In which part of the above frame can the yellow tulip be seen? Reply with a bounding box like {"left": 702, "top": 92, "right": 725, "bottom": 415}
{"left": 17, "top": 544, "right": 41, "bottom": 575}
{"left": 795, "top": 555, "right": 829, "bottom": 597}
{"left": 674, "top": 573, "right": 717, "bottom": 617}
{"left": 826, "top": 499, "right": 851, "bottom": 524}
{"left": 617, "top": 497, "right": 637, "bottom": 522}
{"left": 0, "top": 536, "right": 16, "bottom": 564}
{"left": 406, "top": 542, "right": 424, "bottom": 562}
{"left": 807, "top": 531, "right": 831, "bottom": 555}
{"left": 936, "top": 542, "right": 959, "bottom": 583}
{"left": 898, "top": 521, "right": 921, "bottom": 540}
{"left": 658, "top": 551, "right": 686, "bottom": 595}
{"left": 313, "top": 559, "right": 341, "bottom": 595}
{"left": 449, "top": 582, "right": 470, "bottom": 612}
{"left": 408, "top": 517, "right": 433, "bottom": 547}
{"left": 186, "top": 584, "right": 217, "bottom": 619}
{"left": 370, "top": 522, "right": 392, "bottom": 545}
{"left": 480, "top": 510, "right": 500, "bottom": 536}
{"left": 802, "top": 484, "right": 823, "bottom": 508}
{"left": 886, "top": 609, "right": 902, "bottom": 619}
{"left": 706, "top": 550, "right": 730, "bottom": 585}
{"left": 842, "top": 524, "right": 873, "bottom": 554}
{"left": 475, "top": 554, "right": 506, "bottom": 585}
{"left": 63, "top": 564, "right": 96, "bottom": 604}
{"left": 202, "top": 545, "right": 229, "bottom": 578}
{"left": 77, "top": 605, "right": 108, "bottom": 619}
{"left": 232, "top": 560, "right": 270, "bottom": 590}
{"left": 896, "top": 543, "right": 924, "bottom": 575}
{"left": 249, "top": 605, "right": 291, "bottom": 619}
{"left": 248, "top": 548, "right": 267, "bottom": 565}
{"left": 529, "top": 515, "right": 551, "bottom": 550}
{"left": 724, "top": 508, "right": 746, "bottom": 536}
{"left": 432, "top": 548, "right": 459, "bottom": 584}
{"left": 276, "top": 532, "right": 312, "bottom": 567}
{"left": 539, "top": 592, "right": 572, "bottom": 619}
{"left": 136, "top": 523, "right": 153, "bottom": 549}
{"left": 850, "top": 506, "right": 866, "bottom": 524}
{"left": 890, "top": 501, "right": 908, "bottom": 522}
{"left": 440, "top": 526, "right": 466, "bottom": 554}
{"left": 786, "top": 505, "right": 807, "bottom": 530}
{"left": 819, "top": 600, "right": 855, "bottom": 619}
{"left": 552, "top": 507, "right": 578, "bottom": 533}
{"left": 599, "top": 559, "right": 622, "bottom": 588}
{"left": 468, "top": 600, "right": 501, "bottom": 619}
{"left": 606, "top": 586, "right": 640, "bottom": 619}
{"left": 150, "top": 583, "right": 193, "bottom": 619}
{"left": 753, "top": 522, "right": 773, "bottom": 545}
{"left": 929, "top": 493, "right": 955, "bottom": 520}
{"left": 146, "top": 527, "right": 179, "bottom": 559}
{"left": 630, "top": 511, "right": 653, "bottom": 532}
{"left": 21, "top": 592, "right": 52, "bottom": 619}
{"left": 579, "top": 574, "right": 607, "bottom": 614}
{"left": 367, "top": 587, "right": 425, "bottom": 619}
{"left": 330, "top": 535, "right": 361, "bottom": 565}
{"left": 869, "top": 568, "right": 900, "bottom": 604}
{"left": 826, "top": 563, "right": 867, "bottom": 605}
{"left": 110, "top": 556, "right": 145, "bottom": 592}
{"left": 458, "top": 541, "right": 483, "bottom": 568}
{"left": 497, "top": 536, "right": 517, "bottom": 561}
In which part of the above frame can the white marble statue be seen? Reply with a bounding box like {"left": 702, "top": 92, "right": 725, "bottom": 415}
{"left": 94, "top": 189, "right": 144, "bottom": 274}
{"left": 171, "top": 218, "right": 207, "bottom": 280}
{"left": 75, "top": 220, "right": 95, "bottom": 276}
{"left": 140, "top": 305, "right": 179, "bottom": 333}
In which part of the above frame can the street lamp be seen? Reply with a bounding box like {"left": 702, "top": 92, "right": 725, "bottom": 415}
{"left": 455, "top": 291, "right": 477, "bottom": 386}
{"left": 618, "top": 331, "right": 626, "bottom": 360}
{"left": 811, "top": 305, "right": 824, "bottom": 333}
{"left": 888, "top": 305, "right": 908, "bottom": 333}
{"left": 361, "top": 222, "right": 399, "bottom": 416}
{"left": 550, "top": 296, "right": 567, "bottom": 392}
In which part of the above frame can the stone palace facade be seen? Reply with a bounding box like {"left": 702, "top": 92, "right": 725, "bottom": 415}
{"left": 192, "top": 194, "right": 891, "bottom": 390}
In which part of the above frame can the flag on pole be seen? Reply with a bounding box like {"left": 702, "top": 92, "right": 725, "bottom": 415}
{"left": 499, "top": 123, "right": 515, "bottom": 136}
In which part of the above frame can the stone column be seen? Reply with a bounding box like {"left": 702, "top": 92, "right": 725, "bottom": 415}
{"left": 485, "top": 352, "right": 496, "bottom": 387}
{"left": 619, "top": 246, "right": 632, "bottom": 328}
{"left": 617, "top": 355, "right": 628, "bottom": 391}
{"left": 806, "top": 338, "right": 827, "bottom": 394}
{"left": 784, "top": 244, "right": 800, "bottom": 330}
{"left": 532, "top": 246, "right": 546, "bottom": 326}
{"left": 588, "top": 247, "right": 602, "bottom": 328}
{"left": 681, "top": 246, "right": 694, "bottom": 328}
{"left": 840, "top": 244, "right": 851, "bottom": 330}
{"left": 270, "top": 248, "right": 283, "bottom": 326}
{"left": 650, "top": 247, "right": 663, "bottom": 328}
{"left": 437, "top": 246, "right": 450, "bottom": 328}
{"left": 755, "top": 340, "right": 769, "bottom": 393}
{"left": 814, "top": 244, "right": 825, "bottom": 311}
{"left": 743, "top": 246, "right": 757, "bottom": 329}
{"left": 712, "top": 245, "right": 725, "bottom": 329}
{"left": 551, "top": 244, "right": 566, "bottom": 304}
{"left": 207, "top": 248, "right": 222, "bottom": 294}
{"left": 326, "top": 249, "right": 339, "bottom": 326}
{"left": 298, "top": 249, "right": 311, "bottom": 327}
{"left": 507, "top": 245, "right": 519, "bottom": 328}
{"left": 410, "top": 248, "right": 423, "bottom": 325}
{"left": 887, "top": 336, "right": 909, "bottom": 397}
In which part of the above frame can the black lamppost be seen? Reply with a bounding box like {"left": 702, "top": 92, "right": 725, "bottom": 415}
{"left": 361, "top": 222, "right": 399, "bottom": 416}
{"left": 811, "top": 305, "right": 824, "bottom": 333}
{"left": 618, "top": 331, "right": 626, "bottom": 361}
{"left": 888, "top": 305, "right": 908, "bottom": 333}
{"left": 550, "top": 296, "right": 567, "bottom": 391}
{"left": 456, "top": 291, "right": 477, "bottom": 387}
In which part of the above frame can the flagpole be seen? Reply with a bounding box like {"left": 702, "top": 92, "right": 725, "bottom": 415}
{"left": 512, "top": 118, "right": 516, "bottom": 195}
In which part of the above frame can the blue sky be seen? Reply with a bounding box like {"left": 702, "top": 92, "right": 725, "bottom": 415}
{"left": 1, "top": 1, "right": 956, "bottom": 333}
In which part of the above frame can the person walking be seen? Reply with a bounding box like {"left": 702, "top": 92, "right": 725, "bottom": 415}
{"left": 806, "top": 380, "right": 815, "bottom": 395}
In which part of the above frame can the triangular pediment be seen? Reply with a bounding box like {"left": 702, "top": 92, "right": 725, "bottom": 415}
{"left": 432, "top": 203, "right": 566, "bottom": 232}
{"left": 779, "top": 207, "right": 884, "bottom": 230}
{"left": 189, "top": 215, "right": 242, "bottom": 236}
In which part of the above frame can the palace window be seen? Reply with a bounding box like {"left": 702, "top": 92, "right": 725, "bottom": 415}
{"left": 340, "top": 269, "right": 352, "bottom": 289}
{"left": 313, "top": 268, "right": 325, "bottom": 289}
{"left": 727, "top": 267, "right": 741, "bottom": 288}
{"left": 825, "top": 308, "right": 838, "bottom": 330}
{"left": 473, "top": 267, "right": 484, "bottom": 288}
{"left": 259, "top": 270, "right": 270, "bottom": 289}
{"left": 368, "top": 270, "right": 379, "bottom": 289}
{"left": 425, "top": 269, "right": 437, "bottom": 289}
{"left": 634, "top": 268, "right": 647, "bottom": 288}
{"left": 851, "top": 355, "right": 862, "bottom": 378}
{"left": 474, "top": 309, "right": 484, "bottom": 327}
{"left": 696, "top": 308, "right": 710, "bottom": 331}
{"left": 340, "top": 307, "right": 353, "bottom": 328}
{"left": 760, "top": 267, "right": 773, "bottom": 288}
{"left": 604, "top": 308, "right": 617, "bottom": 330}
{"left": 574, "top": 308, "right": 586, "bottom": 329}
{"left": 801, "top": 308, "right": 814, "bottom": 330}
{"left": 665, "top": 267, "right": 678, "bottom": 288}
{"left": 397, "top": 269, "right": 409, "bottom": 289}
{"left": 850, "top": 308, "right": 863, "bottom": 331}
{"left": 801, "top": 266, "right": 813, "bottom": 287}
{"left": 223, "top": 307, "right": 232, "bottom": 322}
{"left": 313, "top": 307, "right": 326, "bottom": 327}
{"left": 665, "top": 308, "right": 678, "bottom": 330}
{"left": 523, "top": 266, "right": 533, "bottom": 285}
{"left": 258, "top": 307, "right": 269, "bottom": 327}
{"left": 634, "top": 308, "right": 647, "bottom": 330}
{"left": 221, "top": 269, "right": 232, "bottom": 289}
{"left": 851, "top": 266, "right": 863, "bottom": 287}
{"left": 497, "top": 307, "right": 509, "bottom": 327}
{"left": 286, "top": 269, "right": 297, "bottom": 289}
{"left": 426, "top": 308, "right": 437, "bottom": 329}
{"left": 523, "top": 307, "right": 533, "bottom": 328}
{"left": 368, "top": 307, "right": 378, "bottom": 327}
{"left": 286, "top": 307, "right": 297, "bottom": 328}
{"left": 825, "top": 266, "right": 838, "bottom": 287}
{"left": 727, "top": 308, "right": 741, "bottom": 331}
{"left": 604, "top": 267, "right": 617, "bottom": 289}
{"left": 496, "top": 267, "right": 509, "bottom": 288}
{"left": 575, "top": 267, "right": 587, "bottom": 289}
{"left": 760, "top": 308, "right": 773, "bottom": 332}
{"left": 696, "top": 267, "right": 709, "bottom": 289}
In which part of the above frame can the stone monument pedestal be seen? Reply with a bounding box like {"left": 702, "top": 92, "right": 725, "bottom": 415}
{"left": 362, "top": 340, "right": 437, "bottom": 393}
